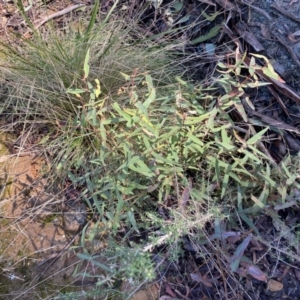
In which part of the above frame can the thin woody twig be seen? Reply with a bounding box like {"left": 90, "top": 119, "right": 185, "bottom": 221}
{"left": 272, "top": 32, "right": 300, "bottom": 68}
{"left": 267, "top": 86, "right": 291, "bottom": 119}
{"left": 237, "top": 0, "right": 271, "bottom": 20}
{"left": 241, "top": 98, "right": 300, "bottom": 134}
{"left": 29, "top": 224, "right": 86, "bottom": 288}
{"left": 24, "top": 4, "right": 86, "bottom": 36}
{"left": 243, "top": 57, "right": 300, "bottom": 105}
{"left": 271, "top": 3, "right": 300, "bottom": 23}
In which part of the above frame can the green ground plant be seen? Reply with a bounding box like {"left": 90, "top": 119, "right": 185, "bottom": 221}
{"left": 0, "top": 2, "right": 182, "bottom": 178}
{"left": 1, "top": 1, "right": 300, "bottom": 299}
{"left": 62, "top": 57, "right": 300, "bottom": 297}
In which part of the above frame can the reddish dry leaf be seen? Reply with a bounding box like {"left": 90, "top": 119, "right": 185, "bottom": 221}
{"left": 249, "top": 246, "right": 263, "bottom": 252}
{"left": 250, "top": 238, "right": 263, "bottom": 248}
{"left": 190, "top": 273, "right": 213, "bottom": 287}
{"left": 236, "top": 267, "right": 248, "bottom": 278}
{"left": 165, "top": 284, "right": 177, "bottom": 298}
{"left": 288, "top": 29, "right": 300, "bottom": 42}
{"left": 249, "top": 238, "right": 264, "bottom": 252}
{"left": 174, "top": 288, "right": 191, "bottom": 300}
{"left": 247, "top": 265, "right": 268, "bottom": 282}
{"left": 277, "top": 265, "right": 290, "bottom": 281}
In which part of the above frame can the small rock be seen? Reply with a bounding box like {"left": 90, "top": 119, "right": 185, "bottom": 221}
{"left": 63, "top": 202, "right": 87, "bottom": 233}
{"left": 267, "top": 279, "right": 283, "bottom": 292}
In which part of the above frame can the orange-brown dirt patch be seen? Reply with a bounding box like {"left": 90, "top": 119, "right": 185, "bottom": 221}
{"left": 0, "top": 153, "right": 68, "bottom": 263}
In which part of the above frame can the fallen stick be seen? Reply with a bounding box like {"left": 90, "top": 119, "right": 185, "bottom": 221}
{"left": 241, "top": 98, "right": 300, "bottom": 134}
{"left": 243, "top": 57, "right": 300, "bottom": 105}
{"left": 271, "top": 3, "right": 300, "bottom": 23}
{"left": 237, "top": 0, "right": 272, "bottom": 21}
{"left": 234, "top": 21, "right": 265, "bottom": 52}
{"left": 24, "top": 4, "right": 86, "bottom": 36}
{"left": 272, "top": 32, "right": 300, "bottom": 68}
{"left": 267, "top": 86, "right": 290, "bottom": 119}
{"left": 0, "top": 153, "right": 33, "bottom": 163}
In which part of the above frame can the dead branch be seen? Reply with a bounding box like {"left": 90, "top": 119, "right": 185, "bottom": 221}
{"left": 24, "top": 4, "right": 86, "bottom": 36}
{"left": 271, "top": 3, "right": 300, "bottom": 23}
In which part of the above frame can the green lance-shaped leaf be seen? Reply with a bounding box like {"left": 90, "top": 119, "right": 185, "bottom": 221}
{"left": 230, "top": 234, "right": 252, "bottom": 272}
{"left": 77, "top": 253, "right": 113, "bottom": 273}
{"left": 84, "top": 48, "right": 90, "bottom": 79}
{"left": 127, "top": 211, "right": 139, "bottom": 233}
{"left": 84, "top": 0, "right": 99, "bottom": 38}
{"left": 66, "top": 88, "right": 86, "bottom": 94}
{"left": 143, "top": 75, "right": 156, "bottom": 109}
{"left": 191, "top": 25, "right": 221, "bottom": 44}
{"left": 128, "top": 156, "right": 155, "bottom": 177}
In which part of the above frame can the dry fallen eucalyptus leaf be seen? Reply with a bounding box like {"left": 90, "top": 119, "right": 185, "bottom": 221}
{"left": 288, "top": 30, "right": 300, "bottom": 42}
{"left": 165, "top": 284, "right": 177, "bottom": 298}
{"left": 190, "top": 273, "right": 214, "bottom": 287}
{"left": 247, "top": 265, "right": 268, "bottom": 282}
